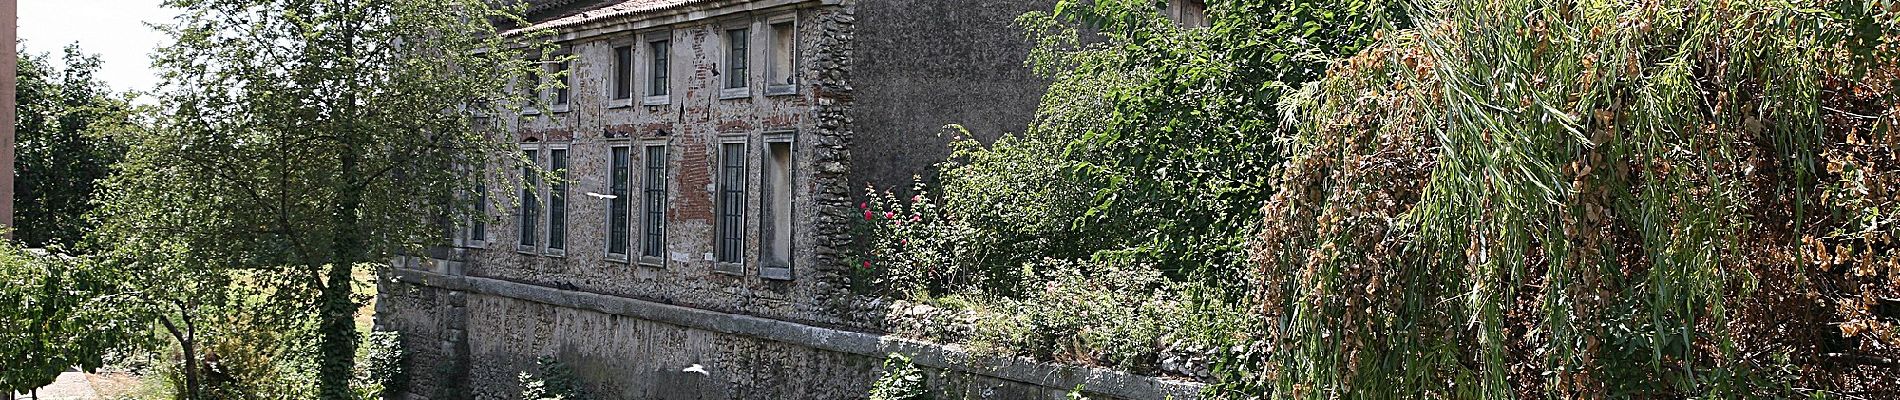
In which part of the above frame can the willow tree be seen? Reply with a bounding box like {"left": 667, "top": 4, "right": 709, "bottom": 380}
{"left": 106, "top": 1, "right": 551, "bottom": 397}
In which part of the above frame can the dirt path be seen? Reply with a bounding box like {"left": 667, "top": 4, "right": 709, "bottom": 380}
{"left": 11, "top": 370, "right": 99, "bottom": 400}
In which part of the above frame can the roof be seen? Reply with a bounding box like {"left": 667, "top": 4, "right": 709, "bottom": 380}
{"left": 512, "top": 0, "right": 720, "bottom": 34}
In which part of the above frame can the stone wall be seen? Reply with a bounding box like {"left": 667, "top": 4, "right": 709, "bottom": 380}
{"left": 844, "top": 0, "right": 1057, "bottom": 191}
{"left": 378, "top": 269, "right": 1205, "bottom": 400}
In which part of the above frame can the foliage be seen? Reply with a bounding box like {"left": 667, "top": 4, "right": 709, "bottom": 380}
{"left": 94, "top": 0, "right": 554, "bottom": 398}
{"left": 1257, "top": 0, "right": 1900, "bottom": 397}
{"left": 12, "top": 43, "right": 133, "bottom": 249}
{"left": 0, "top": 243, "right": 146, "bottom": 394}
{"left": 518, "top": 356, "right": 588, "bottom": 400}
{"left": 866, "top": 353, "right": 928, "bottom": 400}
{"left": 356, "top": 330, "right": 406, "bottom": 397}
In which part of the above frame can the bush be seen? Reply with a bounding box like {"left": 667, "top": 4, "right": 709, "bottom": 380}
{"left": 519, "top": 356, "right": 587, "bottom": 400}
{"left": 866, "top": 353, "right": 927, "bottom": 400}
{"left": 1258, "top": 0, "right": 1900, "bottom": 397}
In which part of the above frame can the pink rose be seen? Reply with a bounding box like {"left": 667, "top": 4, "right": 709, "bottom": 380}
{"left": 860, "top": 202, "right": 868, "bottom": 210}
{"left": 862, "top": 260, "right": 871, "bottom": 269}
{"left": 884, "top": 211, "right": 896, "bottom": 219}
{"left": 864, "top": 210, "right": 875, "bottom": 220}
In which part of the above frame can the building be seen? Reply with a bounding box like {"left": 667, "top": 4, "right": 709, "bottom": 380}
{"left": 378, "top": 0, "right": 1203, "bottom": 398}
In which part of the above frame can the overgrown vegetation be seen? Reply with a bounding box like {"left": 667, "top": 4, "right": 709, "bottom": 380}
{"left": 866, "top": 353, "right": 928, "bottom": 400}
{"left": 1257, "top": 0, "right": 1900, "bottom": 397}
{"left": 850, "top": 0, "right": 1399, "bottom": 382}
{"left": 519, "top": 356, "right": 589, "bottom": 400}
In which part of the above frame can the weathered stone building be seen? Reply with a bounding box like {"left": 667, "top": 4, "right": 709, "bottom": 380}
{"left": 377, "top": 0, "right": 1203, "bottom": 398}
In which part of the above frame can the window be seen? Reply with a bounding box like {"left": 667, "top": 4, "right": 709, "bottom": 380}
{"left": 517, "top": 147, "right": 539, "bottom": 252}
{"left": 470, "top": 160, "right": 489, "bottom": 248}
{"left": 759, "top": 137, "right": 793, "bottom": 279}
{"left": 645, "top": 37, "right": 671, "bottom": 104}
{"left": 545, "top": 147, "right": 568, "bottom": 256}
{"left": 714, "top": 140, "right": 747, "bottom": 271}
{"left": 612, "top": 45, "right": 634, "bottom": 102}
{"left": 551, "top": 60, "right": 571, "bottom": 110}
{"left": 724, "top": 27, "right": 750, "bottom": 91}
{"left": 607, "top": 146, "right": 631, "bottom": 260}
{"left": 766, "top": 17, "right": 797, "bottom": 95}
{"left": 521, "top": 61, "right": 542, "bottom": 114}
{"left": 640, "top": 144, "right": 669, "bottom": 265}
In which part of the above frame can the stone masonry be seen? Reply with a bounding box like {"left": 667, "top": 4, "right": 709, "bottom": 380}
{"left": 375, "top": 0, "right": 1200, "bottom": 398}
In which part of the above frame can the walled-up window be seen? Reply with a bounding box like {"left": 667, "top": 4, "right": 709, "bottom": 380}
{"left": 641, "top": 144, "right": 668, "bottom": 263}
{"left": 766, "top": 18, "right": 796, "bottom": 94}
{"left": 518, "top": 148, "right": 538, "bottom": 251}
{"left": 608, "top": 146, "right": 631, "bottom": 260}
{"left": 546, "top": 147, "right": 568, "bottom": 255}
{"left": 647, "top": 39, "right": 670, "bottom": 99}
{"left": 726, "top": 28, "right": 750, "bottom": 90}
{"left": 715, "top": 141, "right": 747, "bottom": 269}
{"left": 759, "top": 139, "right": 793, "bottom": 279}
{"left": 612, "top": 45, "right": 634, "bottom": 101}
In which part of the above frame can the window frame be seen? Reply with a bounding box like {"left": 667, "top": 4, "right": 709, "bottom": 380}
{"left": 516, "top": 144, "right": 541, "bottom": 254}
{"left": 638, "top": 140, "right": 670, "bottom": 268}
{"left": 462, "top": 156, "right": 490, "bottom": 249}
{"left": 719, "top": 21, "right": 753, "bottom": 99}
{"left": 758, "top": 132, "right": 795, "bottom": 280}
{"left": 713, "top": 135, "right": 749, "bottom": 274}
{"left": 519, "top": 58, "right": 543, "bottom": 116}
{"left": 641, "top": 30, "right": 673, "bottom": 106}
{"left": 608, "top": 40, "right": 637, "bottom": 108}
{"left": 548, "top": 54, "right": 573, "bottom": 113}
{"left": 605, "top": 144, "right": 633, "bottom": 262}
{"left": 543, "top": 144, "right": 570, "bottom": 258}
{"left": 764, "top": 13, "right": 798, "bottom": 97}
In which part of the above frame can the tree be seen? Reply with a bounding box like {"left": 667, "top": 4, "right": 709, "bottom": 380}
{"left": 97, "top": 1, "right": 553, "bottom": 398}
{"left": 0, "top": 243, "right": 145, "bottom": 396}
{"left": 13, "top": 43, "right": 131, "bottom": 249}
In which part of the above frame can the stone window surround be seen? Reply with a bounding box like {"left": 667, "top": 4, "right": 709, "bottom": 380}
{"left": 605, "top": 39, "right": 638, "bottom": 109}
{"left": 605, "top": 143, "right": 633, "bottom": 262}
{"left": 712, "top": 134, "right": 749, "bottom": 275}
{"left": 763, "top": 13, "right": 798, "bottom": 97}
{"left": 516, "top": 143, "right": 541, "bottom": 255}
{"left": 758, "top": 131, "right": 795, "bottom": 281}
{"left": 543, "top": 143, "right": 570, "bottom": 258}
{"left": 640, "top": 30, "right": 673, "bottom": 106}
{"left": 547, "top": 51, "right": 574, "bottom": 114}
{"left": 718, "top": 19, "right": 753, "bottom": 100}
{"left": 638, "top": 139, "right": 670, "bottom": 268}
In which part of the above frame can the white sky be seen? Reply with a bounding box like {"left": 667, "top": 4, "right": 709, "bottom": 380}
{"left": 18, "top": 0, "right": 179, "bottom": 94}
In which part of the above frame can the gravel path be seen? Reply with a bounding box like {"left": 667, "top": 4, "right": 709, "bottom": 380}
{"left": 11, "top": 370, "right": 99, "bottom": 400}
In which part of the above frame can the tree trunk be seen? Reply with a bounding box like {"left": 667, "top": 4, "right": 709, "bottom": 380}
{"left": 158, "top": 316, "right": 202, "bottom": 400}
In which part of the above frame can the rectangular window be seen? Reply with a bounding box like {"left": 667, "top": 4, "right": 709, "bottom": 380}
{"left": 715, "top": 141, "right": 747, "bottom": 269}
{"left": 641, "top": 144, "right": 669, "bottom": 264}
{"left": 647, "top": 39, "right": 670, "bottom": 99}
{"left": 521, "top": 63, "right": 541, "bottom": 112}
{"left": 766, "top": 18, "right": 796, "bottom": 94}
{"left": 612, "top": 45, "right": 634, "bottom": 101}
{"left": 545, "top": 147, "right": 568, "bottom": 255}
{"left": 517, "top": 148, "right": 538, "bottom": 251}
{"left": 759, "top": 139, "right": 793, "bottom": 279}
{"left": 725, "top": 28, "right": 749, "bottom": 90}
{"left": 552, "top": 60, "right": 571, "bottom": 107}
{"left": 607, "top": 146, "right": 631, "bottom": 260}
{"left": 471, "top": 161, "right": 488, "bottom": 247}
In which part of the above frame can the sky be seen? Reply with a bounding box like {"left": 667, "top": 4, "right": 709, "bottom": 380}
{"left": 18, "top": 0, "right": 179, "bottom": 94}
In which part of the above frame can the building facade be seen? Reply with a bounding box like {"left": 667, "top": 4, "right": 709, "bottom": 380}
{"left": 378, "top": 0, "right": 1203, "bottom": 398}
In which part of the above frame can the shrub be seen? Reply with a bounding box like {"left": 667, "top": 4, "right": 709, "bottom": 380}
{"left": 1259, "top": 0, "right": 1900, "bottom": 397}
{"left": 866, "top": 353, "right": 927, "bottom": 400}
{"left": 519, "top": 356, "right": 588, "bottom": 400}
